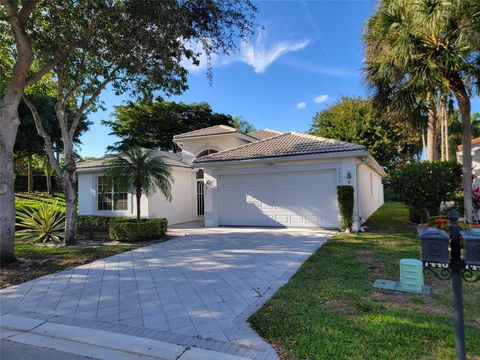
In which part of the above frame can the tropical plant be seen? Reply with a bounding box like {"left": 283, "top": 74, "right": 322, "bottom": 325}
{"left": 389, "top": 161, "right": 462, "bottom": 222}
{"left": 104, "top": 148, "right": 174, "bottom": 221}
{"left": 363, "top": 0, "right": 480, "bottom": 222}
{"left": 15, "top": 200, "right": 65, "bottom": 243}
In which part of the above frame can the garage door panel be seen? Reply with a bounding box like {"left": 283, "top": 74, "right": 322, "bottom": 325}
{"left": 218, "top": 170, "right": 339, "bottom": 228}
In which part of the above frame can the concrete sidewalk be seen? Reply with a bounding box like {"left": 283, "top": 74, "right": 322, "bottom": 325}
{"left": 1, "top": 227, "right": 334, "bottom": 359}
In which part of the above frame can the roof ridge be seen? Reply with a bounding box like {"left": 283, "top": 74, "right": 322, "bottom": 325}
{"left": 290, "top": 132, "right": 364, "bottom": 148}
{"left": 262, "top": 128, "right": 283, "bottom": 133}
{"left": 173, "top": 124, "right": 237, "bottom": 139}
{"left": 194, "top": 132, "right": 290, "bottom": 161}
{"left": 250, "top": 128, "right": 283, "bottom": 134}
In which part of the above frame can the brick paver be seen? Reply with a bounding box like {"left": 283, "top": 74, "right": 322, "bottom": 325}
{"left": 1, "top": 227, "right": 334, "bottom": 358}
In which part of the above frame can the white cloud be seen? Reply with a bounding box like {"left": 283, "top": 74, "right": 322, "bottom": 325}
{"left": 313, "top": 94, "right": 329, "bottom": 104}
{"left": 237, "top": 31, "right": 310, "bottom": 73}
{"left": 181, "top": 30, "right": 309, "bottom": 75}
{"left": 297, "top": 102, "right": 307, "bottom": 110}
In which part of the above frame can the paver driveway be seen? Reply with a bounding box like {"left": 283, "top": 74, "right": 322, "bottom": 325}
{"left": 1, "top": 227, "right": 334, "bottom": 359}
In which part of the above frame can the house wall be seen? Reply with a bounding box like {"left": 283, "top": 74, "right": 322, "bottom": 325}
{"left": 78, "top": 171, "right": 148, "bottom": 218}
{"left": 177, "top": 134, "right": 250, "bottom": 164}
{"left": 202, "top": 157, "right": 373, "bottom": 228}
{"left": 147, "top": 167, "right": 197, "bottom": 225}
{"left": 78, "top": 167, "right": 197, "bottom": 225}
{"left": 356, "top": 161, "right": 384, "bottom": 222}
{"left": 472, "top": 149, "right": 480, "bottom": 185}
{"left": 457, "top": 146, "right": 480, "bottom": 185}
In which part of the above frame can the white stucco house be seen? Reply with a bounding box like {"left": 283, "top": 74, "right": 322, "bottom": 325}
{"left": 77, "top": 125, "right": 386, "bottom": 228}
{"left": 457, "top": 136, "right": 480, "bottom": 185}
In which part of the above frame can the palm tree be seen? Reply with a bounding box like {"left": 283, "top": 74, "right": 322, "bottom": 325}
{"left": 104, "top": 148, "right": 174, "bottom": 221}
{"left": 364, "top": 0, "right": 480, "bottom": 222}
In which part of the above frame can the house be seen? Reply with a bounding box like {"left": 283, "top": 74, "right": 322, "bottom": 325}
{"left": 77, "top": 125, "right": 386, "bottom": 228}
{"left": 457, "top": 137, "right": 480, "bottom": 185}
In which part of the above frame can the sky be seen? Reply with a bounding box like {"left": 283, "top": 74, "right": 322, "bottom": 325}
{"left": 78, "top": 0, "right": 480, "bottom": 158}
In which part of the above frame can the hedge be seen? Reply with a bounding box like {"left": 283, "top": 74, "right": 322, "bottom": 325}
{"left": 109, "top": 218, "right": 168, "bottom": 242}
{"left": 337, "top": 185, "right": 354, "bottom": 230}
{"left": 389, "top": 161, "right": 462, "bottom": 223}
{"left": 77, "top": 215, "right": 130, "bottom": 238}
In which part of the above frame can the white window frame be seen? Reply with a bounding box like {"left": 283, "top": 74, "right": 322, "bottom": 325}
{"left": 96, "top": 176, "right": 129, "bottom": 213}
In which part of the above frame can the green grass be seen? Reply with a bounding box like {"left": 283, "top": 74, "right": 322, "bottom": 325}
{"left": 249, "top": 202, "right": 480, "bottom": 360}
{"left": 15, "top": 192, "right": 66, "bottom": 212}
{"left": 1, "top": 241, "right": 138, "bottom": 289}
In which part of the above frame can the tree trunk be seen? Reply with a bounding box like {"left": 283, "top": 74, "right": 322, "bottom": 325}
{"left": 62, "top": 170, "right": 78, "bottom": 246}
{"left": 136, "top": 187, "right": 142, "bottom": 221}
{"left": 451, "top": 86, "right": 473, "bottom": 222}
{"left": 0, "top": 0, "right": 37, "bottom": 264}
{"left": 0, "top": 103, "right": 19, "bottom": 264}
{"left": 45, "top": 157, "right": 52, "bottom": 195}
{"left": 439, "top": 95, "right": 446, "bottom": 161}
{"left": 444, "top": 101, "right": 450, "bottom": 161}
{"left": 27, "top": 154, "right": 33, "bottom": 192}
{"left": 426, "top": 100, "right": 438, "bottom": 161}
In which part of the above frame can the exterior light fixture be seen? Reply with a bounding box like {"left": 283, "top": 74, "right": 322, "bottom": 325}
{"left": 346, "top": 171, "right": 352, "bottom": 184}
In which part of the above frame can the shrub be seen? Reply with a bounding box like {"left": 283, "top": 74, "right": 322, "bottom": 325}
{"left": 77, "top": 215, "right": 130, "bottom": 238}
{"left": 337, "top": 185, "right": 354, "bottom": 230}
{"left": 15, "top": 200, "right": 65, "bottom": 243}
{"left": 109, "top": 218, "right": 167, "bottom": 242}
{"left": 389, "top": 161, "right": 462, "bottom": 223}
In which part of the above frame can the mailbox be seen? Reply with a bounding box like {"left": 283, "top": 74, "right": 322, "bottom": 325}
{"left": 460, "top": 229, "right": 480, "bottom": 269}
{"left": 419, "top": 227, "right": 450, "bottom": 267}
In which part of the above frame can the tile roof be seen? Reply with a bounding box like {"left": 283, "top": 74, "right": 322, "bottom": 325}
{"left": 458, "top": 136, "right": 480, "bottom": 151}
{"left": 247, "top": 129, "right": 284, "bottom": 140}
{"left": 173, "top": 125, "right": 237, "bottom": 140}
{"left": 77, "top": 151, "right": 191, "bottom": 169}
{"left": 194, "top": 132, "right": 365, "bottom": 163}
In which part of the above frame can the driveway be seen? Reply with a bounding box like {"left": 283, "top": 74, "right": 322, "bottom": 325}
{"left": 0, "top": 227, "right": 334, "bottom": 359}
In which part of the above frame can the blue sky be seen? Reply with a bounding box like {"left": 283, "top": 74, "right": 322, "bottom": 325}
{"left": 79, "top": 0, "right": 480, "bottom": 158}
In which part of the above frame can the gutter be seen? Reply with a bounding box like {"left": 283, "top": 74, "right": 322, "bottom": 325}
{"left": 192, "top": 150, "right": 369, "bottom": 168}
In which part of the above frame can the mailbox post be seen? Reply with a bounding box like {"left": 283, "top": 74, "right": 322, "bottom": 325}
{"left": 419, "top": 209, "right": 480, "bottom": 360}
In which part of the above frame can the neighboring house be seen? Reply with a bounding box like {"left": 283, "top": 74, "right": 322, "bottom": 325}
{"left": 77, "top": 125, "right": 386, "bottom": 228}
{"left": 457, "top": 137, "right": 480, "bottom": 185}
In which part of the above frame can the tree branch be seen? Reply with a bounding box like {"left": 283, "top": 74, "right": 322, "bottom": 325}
{"left": 2, "top": 0, "right": 34, "bottom": 101}
{"left": 22, "top": 95, "right": 64, "bottom": 179}
{"left": 69, "top": 68, "right": 118, "bottom": 139}
{"left": 25, "top": 10, "right": 121, "bottom": 87}
{"left": 17, "top": 0, "right": 38, "bottom": 25}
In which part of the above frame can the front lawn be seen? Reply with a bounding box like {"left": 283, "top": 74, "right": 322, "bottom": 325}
{"left": 249, "top": 202, "right": 480, "bottom": 360}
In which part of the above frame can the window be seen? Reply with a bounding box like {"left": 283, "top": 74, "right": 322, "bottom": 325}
{"left": 196, "top": 149, "right": 218, "bottom": 158}
{"left": 97, "top": 176, "right": 128, "bottom": 211}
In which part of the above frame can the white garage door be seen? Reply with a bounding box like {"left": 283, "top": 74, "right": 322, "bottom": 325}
{"left": 218, "top": 169, "right": 339, "bottom": 228}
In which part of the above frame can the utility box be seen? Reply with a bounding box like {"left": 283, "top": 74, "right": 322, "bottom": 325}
{"left": 461, "top": 229, "right": 480, "bottom": 270}
{"left": 419, "top": 227, "right": 450, "bottom": 267}
{"left": 399, "top": 259, "right": 424, "bottom": 292}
